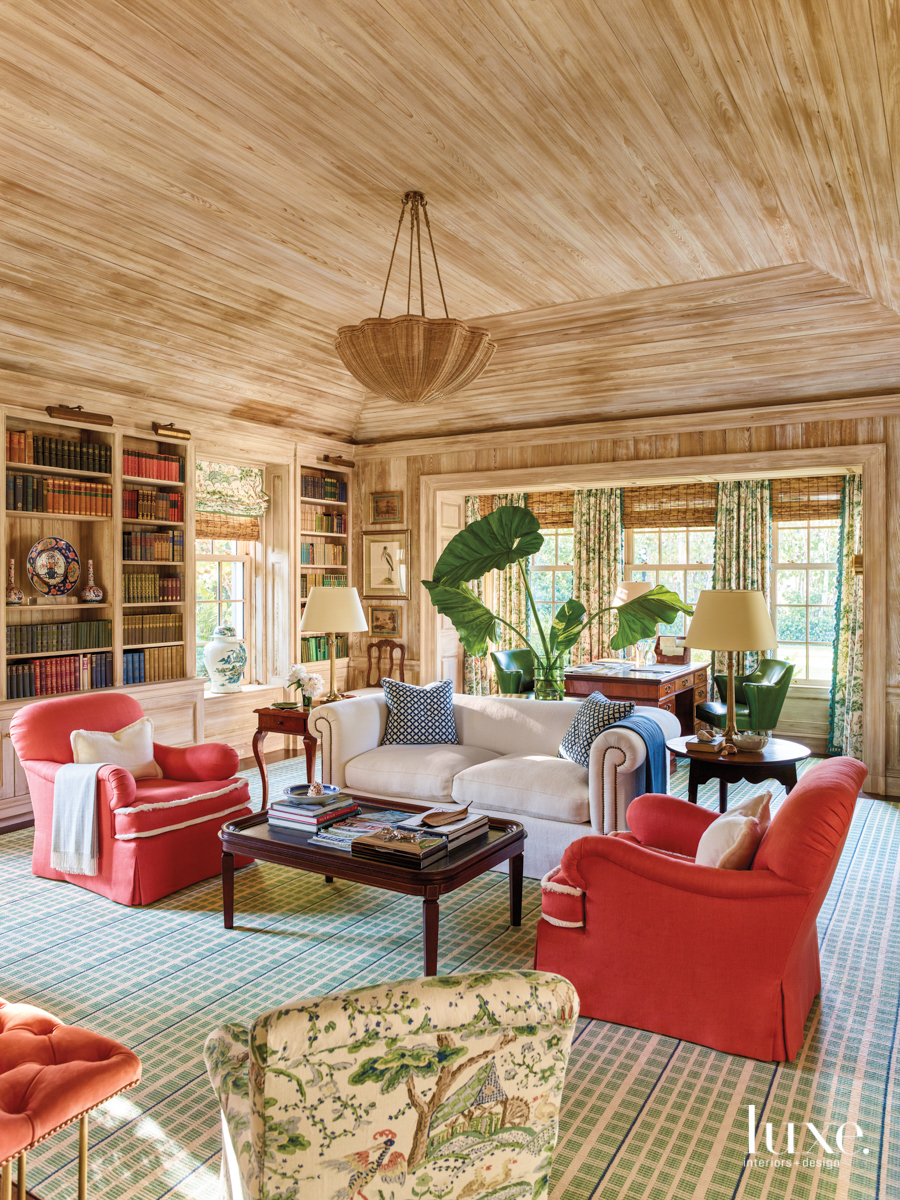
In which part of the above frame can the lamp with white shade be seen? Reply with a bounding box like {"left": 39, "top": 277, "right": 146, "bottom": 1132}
{"left": 299, "top": 587, "right": 369, "bottom": 703}
{"left": 684, "top": 590, "right": 777, "bottom": 750}
{"left": 614, "top": 580, "right": 654, "bottom": 664}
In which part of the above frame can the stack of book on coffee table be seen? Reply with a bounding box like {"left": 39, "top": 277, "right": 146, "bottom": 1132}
{"left": 351, "top": 807, "right": 488, "bottom": 869}
{"left": 267, "top": 789, "right": 359, "bottom": 833}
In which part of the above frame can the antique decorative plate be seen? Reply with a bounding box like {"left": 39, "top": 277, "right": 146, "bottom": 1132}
{"left": 26, "top": 537, "right": 81, "bottom": 596}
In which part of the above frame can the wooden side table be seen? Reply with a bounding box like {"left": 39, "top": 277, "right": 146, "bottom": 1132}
{"left": 252, "top": 707, "right": 317, "bottom": 813}
{"left": 666, "top": 735, "right": 811, "bottom": 813}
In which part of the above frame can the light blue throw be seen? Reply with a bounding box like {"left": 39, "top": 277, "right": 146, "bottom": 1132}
{"left": 51, "top": 761, "right": 106, "bottom": 876}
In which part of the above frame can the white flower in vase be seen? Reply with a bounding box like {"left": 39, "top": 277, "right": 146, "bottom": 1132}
{"left": 302, "top": 673, "right": 325, "bottom": 703}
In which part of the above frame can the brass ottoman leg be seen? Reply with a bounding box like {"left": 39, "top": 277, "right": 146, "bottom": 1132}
{"left": 79, "top": 1115, "right": 88, "bottom": 1200}
{"left": 1, "top": 1162, "right": 12, "bottom": 1200}
{"left": 16, "top": 1155, "right": 24, "bottom": 1200}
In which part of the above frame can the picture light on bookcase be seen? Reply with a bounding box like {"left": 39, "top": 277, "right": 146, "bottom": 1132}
{"left": 45, "top": 404, "right": 113, "bottom": 427}
{"left": 152, "top": 421, "right": 192, "bottom": 441}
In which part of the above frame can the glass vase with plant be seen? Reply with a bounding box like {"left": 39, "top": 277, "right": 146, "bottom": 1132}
{"left": 285, "top": 663, "right": 326, "bottom": 709}
{"left": 422, "top": 506, "right": 692, "bottom": 699}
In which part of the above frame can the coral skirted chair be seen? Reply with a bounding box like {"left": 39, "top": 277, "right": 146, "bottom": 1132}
{"left": 204, "top": 970, "right": 578, "bottom": 1200}
{"left": 0, "top": 997, "right": 141, "bottom": 1200}
{"left": 10, "top": 693, "right": 253, "bottom": 906}
{"left": 535, "top": 757, "right": 867, "bottom": 1061}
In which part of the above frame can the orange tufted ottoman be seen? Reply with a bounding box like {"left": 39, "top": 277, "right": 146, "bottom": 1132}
{"left": 0, "top": 998, "right": 141, "bottom": 1200}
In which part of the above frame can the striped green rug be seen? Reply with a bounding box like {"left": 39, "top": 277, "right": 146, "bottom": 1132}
{"left": 1, "top": 759, "right": 896, "bottom": 1200}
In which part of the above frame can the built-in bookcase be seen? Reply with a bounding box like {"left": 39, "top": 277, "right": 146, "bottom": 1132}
{"left": 1, "top": 414, "right": 195, "bottom": 701}
{"left": 298, "top": 463, "right": 351, "bottom": 672}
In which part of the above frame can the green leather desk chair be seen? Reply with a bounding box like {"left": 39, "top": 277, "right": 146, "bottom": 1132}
{"left": 491, "top": 648, "right": 535, "bottom": 696}
{"left": 696, "top": 657, "right": 794, "bottom": 732}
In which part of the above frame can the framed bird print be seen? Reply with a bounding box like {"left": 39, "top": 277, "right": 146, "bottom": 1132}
{"left": 362, "top": 531, "right": 410, "bottom": 599}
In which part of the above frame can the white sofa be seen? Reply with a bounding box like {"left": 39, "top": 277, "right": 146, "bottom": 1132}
{"left": 309, "top": 693, "right": 680, "bottom": 878}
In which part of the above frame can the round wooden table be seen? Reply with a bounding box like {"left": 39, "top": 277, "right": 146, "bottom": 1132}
{"left": 666, "top": 735, "right": 811, "bottom": 812}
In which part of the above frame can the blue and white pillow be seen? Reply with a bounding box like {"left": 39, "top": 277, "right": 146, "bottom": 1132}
{"left": 558, "top": 691, "right": 634, "bottom": 768}
{"left": 381, "top": 678, "right": 459, "bottom": 746}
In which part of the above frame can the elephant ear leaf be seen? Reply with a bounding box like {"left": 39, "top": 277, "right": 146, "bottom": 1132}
{"left": 429, "top": 506, "right": 543, "bottom": 589}
{"left": 548, "top": 599, "right": 587, "bottom": 658}
{"left": 610, "top": 585, "right": 694, "bottom": 651}
{"left": 421, "top": 582, "right": 500, "bottom": 658}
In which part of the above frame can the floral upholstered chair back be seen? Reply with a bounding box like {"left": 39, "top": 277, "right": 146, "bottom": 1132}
{"left": 205, "top": 970, "right": 579, "bottom": 1200}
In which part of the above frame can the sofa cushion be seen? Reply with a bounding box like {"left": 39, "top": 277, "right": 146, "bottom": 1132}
{"left": 452, "top": 754, "right": 590, "bottom": 824}
{"left": 381, "top": 679, "right": 458, "bottom": 745}
{"left": 453, "top": 695, "right": 579, "bottom": 756}
{"left": 558, "top": 692, "right": 635, "bottom": 768}
{"left": 345, "top": 744, "right": 500, "bottom": 803}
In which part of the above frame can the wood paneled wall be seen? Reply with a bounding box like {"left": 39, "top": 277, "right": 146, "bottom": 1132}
{"left": 352, "top": 405, "right": 900, "bottom": 790}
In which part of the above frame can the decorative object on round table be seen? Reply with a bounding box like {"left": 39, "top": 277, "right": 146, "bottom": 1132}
{"left": 732, "top": 731, "right": 770, "bottom": 752}
{"left": 203, "top": 625, "right": 247, "bottom": 694}
{"left": 26, "top": 537, "right": 80, "bottom": 597}
{"left": 6, "top": 559, "right": 23, "bottom": 606}
{"left": 80, "top": 558, "right": 104, "bottom": 603}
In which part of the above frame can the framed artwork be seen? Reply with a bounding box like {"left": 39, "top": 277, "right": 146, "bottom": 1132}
{"left": 362, "top": 530, "right": 410, "bottom": 599}
{"left": 368, "top": 606, "right": 403, "bottom": 638}
{"left": 369, "top": 491, "right": 404, "bottom": 524}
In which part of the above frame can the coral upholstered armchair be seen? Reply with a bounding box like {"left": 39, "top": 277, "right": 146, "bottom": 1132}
{"left": 535, "top": 757, "right": 868, "bottom": 1062}
{"left": 10, "top": 693, "right": 252, "bottom": 906}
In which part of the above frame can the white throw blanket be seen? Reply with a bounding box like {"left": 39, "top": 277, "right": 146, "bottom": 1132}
{"left": 51, "top": 762, "right": 107, "bottom": 876}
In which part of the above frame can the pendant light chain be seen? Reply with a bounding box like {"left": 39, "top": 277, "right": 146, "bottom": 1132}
{"left": 375, "top": 191, "right": 450, "bottom": 319}
{"left": 377, "top": 194, "right": 410, "bottom": 318}
{"left": 419, "top": 196, "right": 450, "bottom": 319}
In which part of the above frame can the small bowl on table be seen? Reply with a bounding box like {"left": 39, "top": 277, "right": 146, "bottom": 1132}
{"left": 732, "top": 732, "right": 770, "bottom": 753}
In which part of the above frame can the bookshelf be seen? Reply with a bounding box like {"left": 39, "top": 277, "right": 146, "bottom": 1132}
{"left": 1, "top": 415, "right": 196, "bottom": 700}
{"left": 119, "top": 435, "right": 191, "bottom": 687}
{"left": 298, "top": 463, "right": 352, "bottom": 683}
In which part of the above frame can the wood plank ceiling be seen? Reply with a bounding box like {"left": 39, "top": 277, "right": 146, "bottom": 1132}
{"left": 1, "top": 0, "right": 899, "bottom": 443}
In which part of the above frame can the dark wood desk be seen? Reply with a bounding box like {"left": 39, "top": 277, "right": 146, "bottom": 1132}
{"left": 220, "top": 802, "right": 525, "bottom": 976}
{"left": 666, "top": 735, "right": 811, "bottom": 812}
{"left": 252, "top": 706, "right": 317, "bottom": 813}
{"left": 564, "top": 663, "right": 708, "bottom": 736}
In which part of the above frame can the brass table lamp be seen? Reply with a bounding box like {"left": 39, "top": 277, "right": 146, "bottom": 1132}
{"left": 299, "top": 586, "right": 369, "bottom": 703}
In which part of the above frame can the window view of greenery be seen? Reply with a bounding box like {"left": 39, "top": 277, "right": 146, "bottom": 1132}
{"left": 627, "top": 527, "right": 714, "bottom": 662}
{"left": 528, "top": 529, "right": 574, "bottom": 658}
{"left": 195, "top": 539, "right": 248, "bottom": 679}
{"left": 772, "top": 519, "right": 839, "bottom": 683}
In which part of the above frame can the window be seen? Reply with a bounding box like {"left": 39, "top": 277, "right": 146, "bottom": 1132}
{"left": 626, "top": 526, "right": 715, "bottom": 660}
{"left": 195, "top": 539, "right": 253, "bottom": 681}
{"left": 528, "top": 528, "right": 574, "bottom": 644}
{"left": 771, "top": 519, "right": 839, "bottom": 684}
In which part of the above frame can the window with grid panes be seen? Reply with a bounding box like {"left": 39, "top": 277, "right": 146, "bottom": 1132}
{"left": 771, "top": 519, "right": 839, "bottom": 684}
{"left": 528, "top": 529, "right": 574, "bottom": 652}
{"left": 195, "top": 539, "right": 253, "bottom": 681}
{"left": 626, "top": 527, "right": 715, "bottom": 662}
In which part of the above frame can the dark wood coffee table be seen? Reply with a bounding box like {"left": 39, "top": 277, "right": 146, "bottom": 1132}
{"left": 666, "top": 735, "right": 811, "bottom": 812}
{"left": 219, "top": 799, "right": 526, "bottom": 976}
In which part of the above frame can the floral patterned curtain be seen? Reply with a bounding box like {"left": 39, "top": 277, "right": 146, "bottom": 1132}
{"left": 463, "top": 495, "right": 492, "bottom": 696}
{"left": 494, "top": 494, "right": 530, "bottom": 653}
{"left": 570, "top": 489, "right": 623, "bottom": 664}
{"left": 828, "top": 474, "right": 863, "bottom": 758}
{"left": 712, "top": 480, "right": 771, "bottom": 677}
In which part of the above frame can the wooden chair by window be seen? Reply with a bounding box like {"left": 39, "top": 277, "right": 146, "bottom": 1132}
{"left": 365, "top": 639, "right": 406, "bottom": 687}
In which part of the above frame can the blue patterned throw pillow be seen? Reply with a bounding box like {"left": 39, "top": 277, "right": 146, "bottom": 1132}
{"left": 558, "top": 691, "right": 634, "bottom": 768}
{"left": 381, "top": 678, "right": 459, "bottom": 746}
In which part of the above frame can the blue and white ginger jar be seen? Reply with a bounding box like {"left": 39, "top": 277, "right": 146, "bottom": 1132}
{"left": 203, "top": 624, "right": 247, "bottom": 693}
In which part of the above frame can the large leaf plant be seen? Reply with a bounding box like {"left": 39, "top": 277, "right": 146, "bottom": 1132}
{"left": 422, "top": 506, "right": 693, "bottom": 686}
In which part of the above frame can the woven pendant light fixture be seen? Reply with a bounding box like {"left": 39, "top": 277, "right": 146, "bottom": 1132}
{"left": 334, "top": 191, "right": 496, "bottom": 406}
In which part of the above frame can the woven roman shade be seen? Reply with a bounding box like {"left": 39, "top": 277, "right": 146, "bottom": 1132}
{"left": 771, "top": 476, "right": 844, "bottom": 521}
{"left": 623, "top": 483, "right": 718, "bottom": 528}
{"left": 527, "top": 491, "right": 574, "bottom": 528}
{"left": 196, "top": 513, "right": 260, "bottom": 541}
